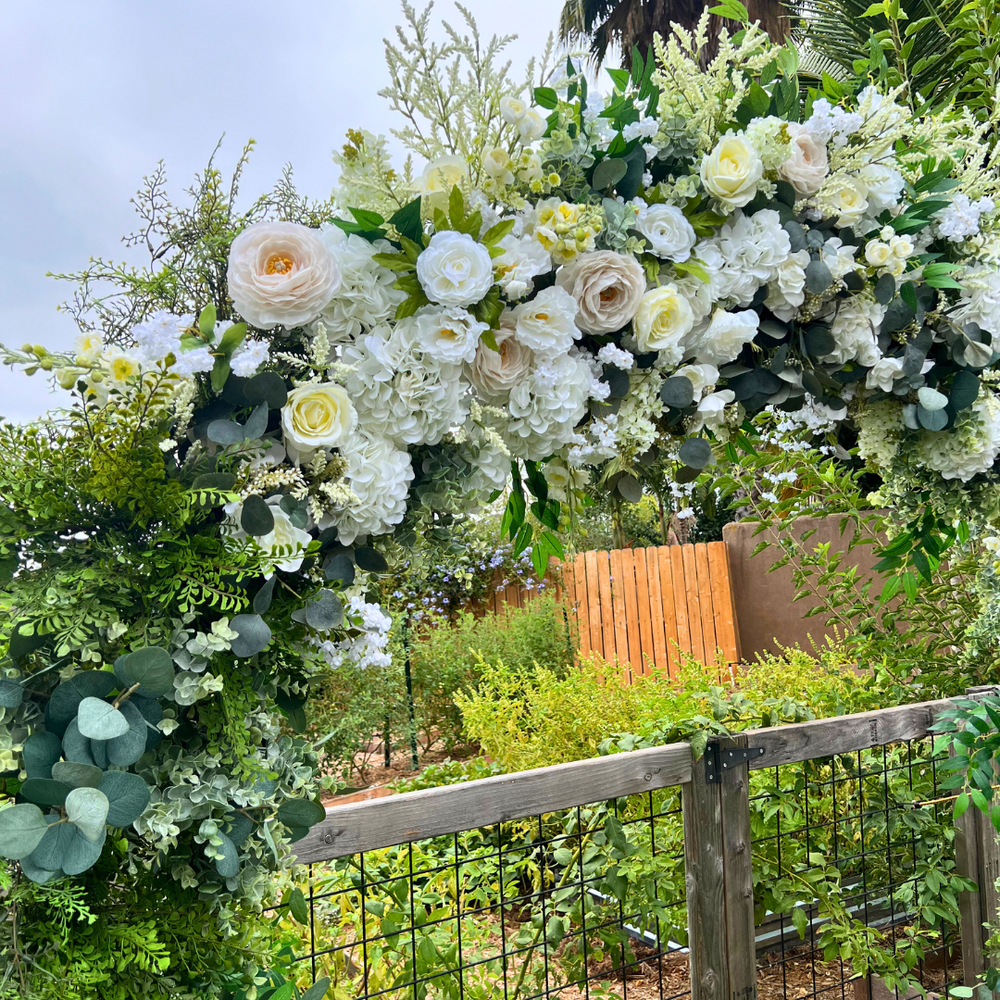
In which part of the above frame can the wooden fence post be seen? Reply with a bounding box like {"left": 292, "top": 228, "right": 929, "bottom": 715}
{"left": 720, "top": 735, "right": 757, "bottom": 1000}
{"left": 683, "top": 753, "right": 729, "bottom": 1000}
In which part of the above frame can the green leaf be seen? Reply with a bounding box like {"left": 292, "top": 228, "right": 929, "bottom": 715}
{"left": 791, "top": 905, "right": 809, "bottom": 939}
{"left": 679, "top": 437, "right": 713, "bottom": 470}
{"left": 48, "top": 672, "right": 117, "bottom": 730}
{"left": 243, "top": 371, "right": 288, "bottom": 409}
{"left": 229, "top": 615, "right": 272, "bottom": 658}
{"left": 19, "top": 778, "right": 70, "bottom": 809}
{"left": 243, "top": 401, "right": 269, "bottom": 441}
{"left": 289, "top": 887, "right": 309, "bottom": 924}
{"left": 107, "top": 700, "right": 148, "bottom": 767}
{"left": 115, "top": 646, "right": 175, "bottom": 698}
{"left": 65, "top": 786, "right": 109, "bottom": 842}
{"left": 211, "top": 356, "right": 231, "bottom": 394}
{"left": 62, "top": 824, "right": 106, "bottom": 876}
{"left": 22, "top": 732, "right": 62, "bottom": 780}
{"left": 207, "top": 419, "right": 245, "bottom": 445}
{"left": 253, "top": 574, "right": 278, "bottom": 614}
{"left": 0, "top": 803, "right": 49, "bottom": 859}
{"left": 874, "top": 272, "right": 896, "bottom": 305}
{"left": 50, "top": 761, "right": 103, "bottom": 789}
{"left": 217, "top": 322, "right": 248, "bottom": 358}
{"left": 355, "top": 546, "right": 389, "bottom": 573}
{"left": 661, "top": 376, "right": 695, "bottom": 409}
{"left": 100, "top": 771, "right": 151, "bottom": 828}
{"left": 592, "top": 157, "right": 628, "bottom": 190}
{"left": 534, "top": 86, "right": 559, "bottom": 109}
{"left": 76, "top": 697, "right": 130, "bottom": 741}
{"left": 389, "top": 198, "right": 424, "bottom": 245}
{"left": 214, "top": 832, "right": 240, "bottom": 878}
{"left": 192, "top": 472, "right": 238, "bottom": 492}
{"left": 198, "top": 304, "right": 217, "bottom": 339}
{"left": 324, "top": 554, "right": 355, "bottom": 587}
{"left": 348, "top": 207, "right": 384, "bottom": 230}
{"left": 301, "top": 978, "right": 331, "bottom": 1000}
{"left": 708, "top": 0, "right": 749, "bottom": 19}
{"left": 278, "top": 798, "right": 326, "bottom": 830}
{"left": 304, "top": 590, "right": 344, "bottom": 631}
{"left": 29, "top": 819, "right": 74, "bottom": 872}
{"left": 0, "top": 678, "right": 23, "bottom": 708}
{"left": 241, "top": 494, "right": 276, "bottom": 536}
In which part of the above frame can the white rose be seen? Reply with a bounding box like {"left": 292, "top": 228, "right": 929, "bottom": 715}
{"left": 518, "top": 110, "right": 547, "bottom": 142}
{"left": 692, "top": 389, "right": 736, "bottom": 431}
{"left": 555, "top": 251, "right": 646, "bottom": 334}
{"left": 778, "top": 124, "right": 829, "bottom": 197}
{"left": 469, "top": 323, "right": 533, "bottom": 402}
{"left": 865, "top": 241, "right": 892, "bottom": 267}
{"left": 500, "top": 96, "right": 527, "bottom": 124}
{"left": 634, "top": 284, "right": 695, "bottom": 362}
{"left": 692, "top": 309, "right": 761, "bottom": 366}
{"left": 700, "top": 134, "right": 763, "bottom": 208}
{"left": 227, "top": 222, "right": 342, "bottom": 330}
{"left": 866, "top": 356, "right": 905, "bottom": 392}
{"left": 416, "top": 231, "right": 495, "bottom": 308}
{"left": 889, "top": 234, "right": 914, "bottom": 259}
{"left": 674, "top": 363, "right": 720, "bottom": 399}
{"left": 511, "top": 285, "right": 581, "bottom": 358}
{"left": 494, "top": 234, "right": 551, "bottom": 300}
{"left": 483, "top": 148, "right": 514, "bottom": 185}
{"left": 419, "top": 155, "right": 470, "bottom": 205}
{"left": 859, "top": 164, "right": 904, "bottom": 214}
{"left": 416, "top": 306, "right": 489, "bottom": 364}
{"left": 634, "top": 204, "right": 697, "bottom": 261}
{"left": 281, "top": 382, "right": 357, "bottom": 463}
{"left": 826, "top": 177, "right": 869, "bottom": 227}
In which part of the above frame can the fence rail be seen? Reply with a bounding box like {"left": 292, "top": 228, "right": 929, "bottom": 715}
{"left": 289, "top": 694, "right": 991, "bottom": 1000}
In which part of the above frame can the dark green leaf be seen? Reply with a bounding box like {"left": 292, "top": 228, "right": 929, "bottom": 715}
{"left": 100, "top": 771, "right": 151, "bottom": 827}
{"left": 874, "top": 272, "right": 896, "bottom": 305}
{"left": 29, "top": 819, "right": 74, "bottom": 871}
{"left": 278, "top": 797, "right": 326, "bottom": 830}
{"left": 253, "top": 574, "right": 278, "bottom": 615}
{"left": 0, "top": 803, "right": 48, "bottom": 859}
{"left": 289, "top": 887, "right": 309, "bottom": 924}
{"left": 48, "top": 672, "right": 117, "bottom": 730}
{"left": 61, "top": 825, "right": 106, "bottom": 876}
{"left": 107, "top": 701, "right": 148, "bottom": 767}
{"left": 241, "top": 495, "right": 275, "bottom": 536}
{"left": 207, "top": 419, "right": 245, "bottom": 445}
{"left": 660, "top": 376, "right": 695, "bottom": 409}
{"left": 679, "top": 437, "right": 713, "bottom": 470}
{"left": 950, "top": 369, "right": 980, "bottom": 411}
{"left": 805, "top": 259, "right": 833, "bottom": 295}
{"left": 389, "top": 198, "right": 424, "bottom": 245}
{"left": 592, "top": 158, "right": 628, "bottom": 189}
{"left": 19, "top": 778, "right": 70, "bottom": 809}
{"left": 243, "top": 371, "right": 288, "bottom": 409}
{"left": 355, "top": 547, "right": 388, "bottom": 573}
{"left": 534, "top": 86, "right": 559, "bottom": 109}
{"left": 304, "top": 590, "right": 343, "bottom": 631}
{"left": 214, "top": 832, "right": 240, "bottom": 878}
{"left": 242, "top": 402, "right": 269, "bottom": 441}
{"left": 324, "top": 554, "right": 356, "bottom": 587}
{"left": 115, "top": 646, "right": 174, "bottom": 698}
{"left": 0, "top": 678, "right": 22, "bottom": 708}
{"left": 229, "top": 615, "right": 272, "bottom": 658}
{"left": 22, "top": 732, "right": 62, "bottom": 780}
{"left": 50, "top": 761, "right": 103, "bottom": 789}
{"left": 617, "top": 475, "right": 643, "bottom": 503}
{"left": 192, "top": 472, "right": 237, "bottom": 491}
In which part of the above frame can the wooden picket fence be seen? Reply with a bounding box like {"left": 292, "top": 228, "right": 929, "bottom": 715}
{"left": 478, "top": 542, "right": 741, "bottom": 678}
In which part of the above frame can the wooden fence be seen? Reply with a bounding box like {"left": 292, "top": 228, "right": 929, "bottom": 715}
{"left": 478, "top": 542, "right": 741, "bottom": 677}
{"left": 293, "top": 692, "right": 991, "bottom": 1000}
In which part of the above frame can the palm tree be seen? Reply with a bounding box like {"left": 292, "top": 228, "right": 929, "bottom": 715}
{"left": 558, "top": 0, "right": 791, "bottom": 67}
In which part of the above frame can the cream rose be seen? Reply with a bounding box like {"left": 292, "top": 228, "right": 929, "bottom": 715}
{"left": 700, "top": 134, "right": 763, "bottom": 208}
{"left": 416, "top": 306, "right": 489, "bottom": 364}
{"left": 227, "top": 221, "right": 342, "bottom": 330}
{"left": 500, "top": 96, "right": 527, "bottom": 124}
{"left": 778, "top": 124, "right": 829, "bottom": 197}
{"left": 416, "top": 230, "right": 495, "bottom": 308}
{"left": 469, "top": 324, "right": 533, "bottom": 402}
{"left": 825, "top": 177, "right": 869, "bottom": 227}
{"left": 865, "top": 241, "right": 892, "bottom": 267}
{"left": 634, "top": 204, "right": 697, "bottom": 262}
{"left": 281, "top": 382, "right": 357, "bottom": 463}
{"left": 419, "top": 154, "right": 470, "bottom": 205}
{"left": 633, "top": 284, "right": 695, "bottom": 362}
{"left": 511, "top": 285, "right": 581, "bottom": 357}
{"left": 555, "top": 251, "right": 646, "bottom": 334}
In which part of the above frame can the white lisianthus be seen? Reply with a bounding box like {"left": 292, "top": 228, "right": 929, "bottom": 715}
{"left": 634, "top": 285, "right": 695, "bottom": 361}
{"left": 777, "top": 124, "right": 829, "bottom": 197}
{"left": 700, "top": 133, "right": 763, "bottom": 208}
{"left": 555, "top": 251, "right": 646, "bottom": 334}
{"left": 419, "top": 155, "right": 470, "bottom": 205}
{"left": 691, "top": 389, "right": 736, "bottom": 431}
{"left": 469, "top": 324, "right": 533, "bottom": 403}
{"left": 227, "top": 496, "right": 313, "bottom": 574}
{"left": 634, "top": 204, "right": 697, "bottom": 261}
{"left": 500, "top": 96, "right": 527, "bottom": 124}
{"left": 766, "top": 249, "right": 810, "bottom": 322}
{"left": 517, "top": 110, "right": 547, "bottom": 142}
{"left": 674, "top": 363, "right": 720, "bottom": 399}
{"left": 416, "top": 231, "right": 495, "bottom": 307}
{"left": 511, "top": 285, "right": 581, "bottom": 357}
{"left": 691, "top": 309, "right": 760, "bottom": 366}
{"left": 416, "top": 307, "right": 489, "bottom": 365}
{"left": 281, "top": 382, "right": 357, "bottom": 463}
{"left": 227, "top": 221, "right": 341, "bottom": 330}
{"left": 494, "top": 234, "right": 551, "bottom": 300}
{"left": 866, "top": 356, "right": 905, "bottom": 392}
{"left": 483, "top": 147, "right": 515, "bottom": 185}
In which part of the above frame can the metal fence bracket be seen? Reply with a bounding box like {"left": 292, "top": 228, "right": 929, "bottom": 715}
{"left": 705, "top": 742, "right": 765, "bottom": 783}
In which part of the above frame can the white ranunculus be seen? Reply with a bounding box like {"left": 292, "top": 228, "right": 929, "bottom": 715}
{"left": 281, "top": 382, "right": 357, "bottom": 463}
{"left": 416, "top": 230, "right": 495, "bottom": 307}
{"left": 517, "top": 109, "right": 547, "bottom": 142}
{"left": 419, "top": 155, "right": 470, "bottom": 205}
{"left": 691, "top": 309, "right": 761, "bottom": 366}
{"left": 865, "top": 241, "right": 892, "bottom": 267}
{"left": 634, "top": 204, "right": 697, "bottom": 262}
{"left": 766, "top": 249, "right": 811, "bottom": 322}
{"left": 691, "top": 389, "right": 736, "bottom": 431}
{"left": 228, "top": 496, "right": 313, "bottom": 574}
{"left": 674, "top": 363, "right": 720, "bottom": 400}
{"left": 500, "top": 96, "right": 528, "bottom": 124}
{"left": 227, "top": 221, "right": 342, "bottom": 330}
{"left": 699, "top": 133, "right": 763, "bottom": 208}
{"left": 633, "top": 284, "right": 695, "bottom": 362}
{"left": 778, "top": 124, "right": 829, "bottom": 197}
{"left": 416, "top": 307, "right": 489, "bottom": 365}
{"left": 866, "top": 356, "right": 905, "bottom": 392}
{"left": 469, "top": 323, "right": 533, "bottom": 402}
{"left": 555, "top": 251, "right": 646, "bottom": 334}
{"left": 511, "top": 285, "right": 581, "bottom": 357}
{"left": 494, "top": 234, "right": 551, "bottom": 300}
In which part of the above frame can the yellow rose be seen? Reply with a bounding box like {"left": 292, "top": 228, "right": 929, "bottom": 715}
{"left": 281, "top": 382, "right": 357, "bottom": 464}
{"left": 700, "top": 134, "right": 763, "bottom": 208}
{"left": 634, "top": 285, "right": 695, "bottom": 363}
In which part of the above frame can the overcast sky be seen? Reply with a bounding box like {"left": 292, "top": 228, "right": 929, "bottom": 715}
{"left": 0, "top": 0, "right": 567, "bottom": 422}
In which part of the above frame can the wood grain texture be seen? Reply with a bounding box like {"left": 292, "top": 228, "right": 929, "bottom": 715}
{"left": 671, "top": 545, "right": 691, "bottom": 662}
{"left": 572, "top": 553, "right": 591, "bottom": 658}
{"left": 294, "top": 743, "right": 693, "bottom": 863}
{"left": 658, "top": 547, "right": 680, "bottom": 675}
{"left": 719, "top": 736, "right": 757, "bottom": 1000}
{"left": 633, "top": 548, "right": 654, "bottom": 677}
{"left": 746, "top": 700, "right": 951, "bottom": 769}
{"left": 695, "top": 544, "right": 717, "bottom": 666}
{"left": 707, "top": 541, "right": 739, "bottom": 664}
{"left": 620, "top": 548, "right": 643, "bottom": 678}
{"left": 953, "top": 744, "right": 985, "bottom": 984}
{"left": 599, "top": 549, "right": 617, "bottom": 666}
{"left": 683, "top": 544, "right": 706, "bottom": 664}
{"left": 683, "top": 761, "right": 729, "bottom": 1000}
{"left": 609, "top": 549, "right": 630, "bottom": 674}
{"left": 585, "top": 549, "right": 604, "bottom": 656}
{"left": 646, "top": 546, "right": 669, "bottom": 676}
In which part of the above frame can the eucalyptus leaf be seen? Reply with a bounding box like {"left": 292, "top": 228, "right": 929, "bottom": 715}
{"left": 617, "top": 475, "right": 643, "bottom": 503}
{"left": 207, "top": 419, "right": 246, "bottom": 445}
{"left": 0, "top": 803, "right": 49, "bottom": 859}
{"left": 131, "top": 695, "right": 164, "bottom": 752}
{"left": 107, "top": 700, "right": 148, "bottom": 767}
{"left": 115, "top": 646, "right": 174, "bottom": 697}
{"left": 48, "top": 672, "right": 117, "bottom": 730}
{"left": 277, "top": 797, "right": 326, "bottom": 830}
{"left": 304, "top": 591, "right": 344, "bottom": 631}
{"left": 62, "top": 719, "right": 96, "bottom": 766}
{"left": 224, "top": 811, "right": 253, "bottom": 848}
{"left": 229, "top": 614, "right": 272, "bottom": 658}
{"left": 950, "top": 369, "right": 980, "bottom": 411}
{"left": 874, "top": 272, "right": 896, "bottom": 305}
{"left": 805, "top": 259, "right": 833, "bottom": 295}
{"left": 354, "top": 547, "right": 388, "bottom": 573}
{"left": 77, "top": 697, "right": 130, "bottom": 741}
{"left": 101, "top": 771, "right": 151, "bottom": 828}
{"left": 61, "top": 825, "right": 106, "bottom": 876}
{"left": 660, "top": 376, "right": 694, "bottom": 409}
{"left": 192, "top": 472, "right": 237, "bottom": 491}
{"left": 22, "top": 732, "right": 62, "bottom": 780}
{"left": 214, "top": 832, "right": 240, "bottom": 878}
{"left": 241, "top": 494, "right": 275, "bottom": 536}
{"left": 679, "top": 437, "right": 713, "bottom": 470}
{"left": 242, "top": 401, "right": 269, "bottom": 441}
{"left": 29, "top": 818, "right": 74, "bottom": 871}
{"left": 592, "top": 157, "right": 628, "bottom": 189}
{"left": 324, "top": 553, "right": 356, "bottom": 587}
{"left": 917, "top": 405, "right": 949, "bottom": 431}
{"left": 0, "top": 678, "right": 23, "bottom": 708}
{"left": 51, "top": 761, "right": 103, "bottom": 789}
{"left": 65, "top": 786, "right": 110, "bottom": 842}
{"left": 19, "top": 855, "right": 60, "bottom": 884}
{"left": 19, "top": 778, "right": 71, "bottom": 809}
{"left": 253, "top": 575, "right": 278, "bottom": 615}
{"left": 243, "top": 371, "right": 288, "bottom": 409}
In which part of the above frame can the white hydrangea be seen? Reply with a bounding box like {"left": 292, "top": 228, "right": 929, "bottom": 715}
{"left": 615, "top": 373, "right": 663, "bottom": 456}
{"left": 916, "top": 393, "right": 1000, "bottom": 481}
{"left": 506, "top": 352, "right": 593, "bottom": 461}
{"left": 172, "top": 346, "right": 216, "bottom": 376}
{"left": 803, "top": 98, "right": 862, "bottom": 148}
{"left": 597, "top": 344, "right": 635, "bottom": 370}
{"left": 342, "top": 319, "right": 470, "bottom": 446}
{"left": 319, "top": 596, "right": 393, "bottom": 669}
{"left": 325, "top": 430, "right": 414, "bottom": 544}
{"left": 230, "top": 338, "right": 270, "bottom": 377}
{"left": 953, "top": 265, "right": 1000, "bottom": 337}
{"left": 820, "top": 295, "right": 885, "bottom": 366}
{"left": 706, "top": 210, "right": 791, "bottom": 306}
{"left": 937, "top": 195, "right": 996, "bottom": 243}
{"left": 318, "top": 229, "right": 406, "bottom": 341}
{"left": 132, "top": 311, "right": 191, "bottom": 366}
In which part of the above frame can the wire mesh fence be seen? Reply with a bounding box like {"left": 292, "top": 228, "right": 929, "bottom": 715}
{"left": 280, "top": 787, "right": 689, "bottom": 1000}
{"left": 749, "top": 737, "right": 964, "bottom": 1000}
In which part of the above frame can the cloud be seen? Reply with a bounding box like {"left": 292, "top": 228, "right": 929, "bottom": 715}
{"left": 0, "top": 0, "right": 564, "bottom": 421}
